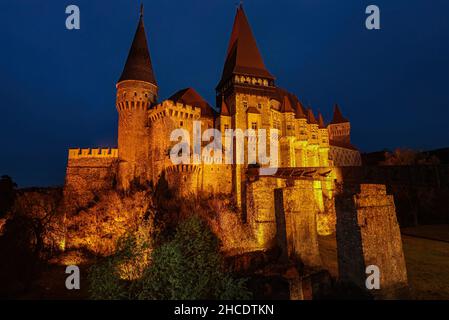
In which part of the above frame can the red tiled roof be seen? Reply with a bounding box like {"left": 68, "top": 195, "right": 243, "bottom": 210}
{"left": 280, "top": 95, "right": 294, "bottom": 113}
{"left": 330, "top": 104, "right": 349, "bottom": 124}
{"left": 169, "top": 88, "right": 215, "bottom": 118}
{"left": 295, "top": 101, "right": 307, "bottom": 119}
{"left": 318, "top": 112, "right": 326, "bottom": 128}
{"left": 218, "top": 5, "right": 274, "bottom": 88}
{"left": 307, "top": 108, "right": 318, "bottom": 124}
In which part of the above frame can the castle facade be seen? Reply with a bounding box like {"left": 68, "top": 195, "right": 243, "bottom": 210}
{"left": 65, "top": 5, "right": 361, "bottom": 207}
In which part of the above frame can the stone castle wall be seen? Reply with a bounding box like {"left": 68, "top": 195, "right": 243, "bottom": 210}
{"left": 64, "top": 148, "right": 118, "bottom": 211}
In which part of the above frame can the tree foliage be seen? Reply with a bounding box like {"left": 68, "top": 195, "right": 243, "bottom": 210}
{"left": 88, "top": 216, "right": 251, "bottom": 300}
{"left": 381, "top": 148, "right": 440, "bottom": 166}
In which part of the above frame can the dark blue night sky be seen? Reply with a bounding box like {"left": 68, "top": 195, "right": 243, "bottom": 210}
{"left": 0, "top": 0, "right": 448, "bottom": 187}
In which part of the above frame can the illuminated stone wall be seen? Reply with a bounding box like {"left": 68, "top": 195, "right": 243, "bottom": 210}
{"left": 274, "top": 181, "right": 322, "bottom": 268}
{"left": 335, "top": 184, "right": 408, "bottom": 297}
{"left": 64, "top": 149, "right": 118, "bottom": 211}
{"left": 329, "top": 145, "right": 362, "bottom": 166}
{"left": 245, "top": 177, "right": 286, "bottom": 249}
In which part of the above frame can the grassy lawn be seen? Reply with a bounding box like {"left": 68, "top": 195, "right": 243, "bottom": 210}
{"left": 319, "top": 225, "right": 449, "bottom": 300}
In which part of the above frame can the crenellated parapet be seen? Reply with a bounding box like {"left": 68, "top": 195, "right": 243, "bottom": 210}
{"left": 148, "top": 99, "right": 202, "bottom": 123}
{"left": 68, "top": 148, "right": 119, "bottom": 159}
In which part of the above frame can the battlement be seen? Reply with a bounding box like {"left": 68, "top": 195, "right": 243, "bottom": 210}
{"left": 68, "top": 148, "right": 119, "bottom": 159}
{"left": 148, "top": 99, "right": 202, "bottom": 122}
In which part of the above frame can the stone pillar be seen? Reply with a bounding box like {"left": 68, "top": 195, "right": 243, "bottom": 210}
{"left": 274, "top": 180, "right": 322, "bottom": 268}
{"left": 246, "top": 178, "right": 283, "bottom": 249}
{"left": 335, "top": 184, "right": 408, "bottom": 297}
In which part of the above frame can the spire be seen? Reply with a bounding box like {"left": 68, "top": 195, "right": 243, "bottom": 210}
{"left": 318, "top": 112, "right": 326, "bottom": 128}
{"left": 118, "top": 6, "right": 157, "bottom": 85}
{"left": 280, "top": 95, "right": 294, "bottom": 113}
{"left": 221, "top": 96, "right": 230, "bottom": 116}
{"left": 218, "top": 5, "right": 274, "bottom": 88}
{"left": 331, "top": 104, "right": 349, "bottom": 124}
{"left": 295, "top": 101, "right": 307, "bottom": 119}
{"left": 307, "top": 108, "right": 318, "bottom": 125}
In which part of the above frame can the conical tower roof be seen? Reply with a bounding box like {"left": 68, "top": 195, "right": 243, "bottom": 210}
{"left": 318, "top": 112, "right": 326, "bottom": 128}
{"left": 118, "top": 6, "right": 157, "bottom": 85}
{"left": 217, "top": 5, "right": 274, "bottom": 88}
{"left": 330, "top": 104, "right": 349, "bottom": 124}
{"left": 280, "top": 95, "right": 294, "bottom": 113}
{"left": 295, "top": 101, "right": 307, "bottom": 119}
{"left": 307, "top": 108, "right": 318, "bottom": 125}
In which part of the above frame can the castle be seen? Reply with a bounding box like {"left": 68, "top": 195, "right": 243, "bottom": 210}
{"left": 63, "top": 6, "right": 410, "bottom": 297}
{"left": 65, "top": 5, "right": 361, "bottom": 207}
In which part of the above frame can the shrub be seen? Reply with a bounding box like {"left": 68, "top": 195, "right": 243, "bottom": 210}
{"left": 88, "top": 216, "right": 251, "bottom": 300}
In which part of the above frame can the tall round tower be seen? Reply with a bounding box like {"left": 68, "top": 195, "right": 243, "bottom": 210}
{"left": 116, "top": 6, "right": 158, "bottom": 190}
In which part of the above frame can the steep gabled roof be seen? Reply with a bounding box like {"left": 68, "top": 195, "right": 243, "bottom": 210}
{"left": 118, "top": 7, "right": 157, "bottom": 85}
{"left": 169, "top": 88, "right": 215, "bottom": 118}
{"left": 218, "top": 5, "right": 274, "bottom": 88}
{"left": 318, "top": 112, "right": 326, "bottom": 128}
{"left": 330, "top": 104, "right": 349, "bottom": 124}
{"left": 307, "top": 108, "right": 318, "bottom": 125}
{"left": 295, "top": 101, "right": 307, "bottom": 119}
{"left": 280, "top": 95, "right": 295, "bottom": 113}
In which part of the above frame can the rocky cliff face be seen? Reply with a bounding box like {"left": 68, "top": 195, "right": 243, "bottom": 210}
{"left": 62, "top": 189, "right": 154, "bottom": 257}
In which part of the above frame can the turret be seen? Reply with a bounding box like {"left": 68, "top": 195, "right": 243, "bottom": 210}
{"left": 116, "top": 5, "right": 157, "bottom": 190}
{"left": 328, "top": 104, "right": 351, "bottom": 145}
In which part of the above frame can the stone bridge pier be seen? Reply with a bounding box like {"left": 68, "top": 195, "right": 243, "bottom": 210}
{"left": 246, "top": 171, "right": 409, "bottom": 299}
{"left": 335, "top": 183, "right": 408, "bottom": 298}
{"left": 245, "top": 178, "right": 322, "bottom": 268}
{"left": 274, "top": 180, "right": 322, "bottom": 268}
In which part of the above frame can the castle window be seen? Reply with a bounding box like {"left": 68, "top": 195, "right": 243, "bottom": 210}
{"left": 258, "top": 103, "right": 262, "bottom": 109}
{"left": 134, "top": 92, "right": 137, "bottom": 97}
{"left": 243, "top": 102, "right": 248, "bottom": 108}
{"left": 180, "top": 121, "right": 183, "bottom": 127}
{"left": 224, "top": 124, "right": 229, "bottom": 130}
{"left": 251, "top": 122, "right": 257, "bottom": 130}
